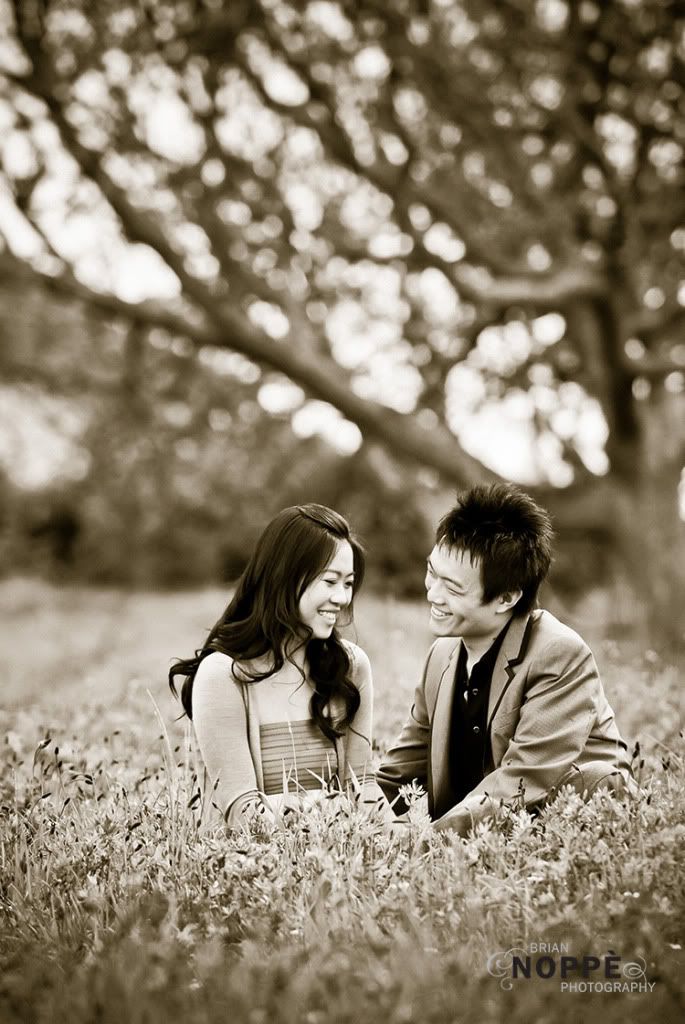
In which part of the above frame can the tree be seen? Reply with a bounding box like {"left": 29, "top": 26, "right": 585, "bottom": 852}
{"left": 0, "top": 0, "right": 683, "bottom": 636}
{"left": 0, "top": 268, "right": 433, "bottom": 588}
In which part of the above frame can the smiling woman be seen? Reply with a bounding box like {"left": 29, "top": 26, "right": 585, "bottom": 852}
{"left": 169, "top": 504, "right": 387, "bottom": 827}
{"left": 298, "top": 540, "right": 356, "bottom": 639}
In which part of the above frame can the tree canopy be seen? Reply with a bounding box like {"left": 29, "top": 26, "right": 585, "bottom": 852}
{"left": 1, "top": 1, "right": 684, "bottom": 622}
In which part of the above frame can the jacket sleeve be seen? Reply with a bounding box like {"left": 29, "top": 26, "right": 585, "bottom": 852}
{"left": 375, "top": 641, "right": 438, "bottom": 814}
{"left": 192, "top": 652, "right": 263, "bottom": 827}
{"left": 434, "top": 637, "right": 598, "bottom": 836}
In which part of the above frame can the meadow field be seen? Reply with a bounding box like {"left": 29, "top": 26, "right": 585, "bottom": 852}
{"left": 0, "top": 577, "right": 683, "bottom": 1023}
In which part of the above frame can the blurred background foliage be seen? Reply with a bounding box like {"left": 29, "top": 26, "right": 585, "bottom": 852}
{"left": 0, "top": 274, "right": 434, "bottom": 593}
{"left": 0, "top": 0, "right": 683, "bottom": 638}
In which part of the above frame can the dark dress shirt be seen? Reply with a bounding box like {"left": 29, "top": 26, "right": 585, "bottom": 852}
{"left": 449, "top": 620, "right": 512, "bottom": 805}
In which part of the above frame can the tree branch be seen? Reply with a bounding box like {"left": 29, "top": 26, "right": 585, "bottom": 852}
{"left": 625, "top": 304, "right": 685, "bottom": 343}
{"left": 0, "top": 250, "right": 491, "bottom": 487}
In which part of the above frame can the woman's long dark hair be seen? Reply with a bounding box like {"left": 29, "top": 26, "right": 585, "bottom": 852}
{"left": 169, "top": 504, "right": 365, "bottom": 741}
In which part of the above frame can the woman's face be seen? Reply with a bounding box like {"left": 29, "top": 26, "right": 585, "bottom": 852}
{"left": 298, "top": 540, "right": 355, "bottom": 639}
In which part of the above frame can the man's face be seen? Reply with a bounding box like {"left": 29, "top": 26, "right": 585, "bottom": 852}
{"left": 424, "top": 543, "right": 512, "bottom": 640}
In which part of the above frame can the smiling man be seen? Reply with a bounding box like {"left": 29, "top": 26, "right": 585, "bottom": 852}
{"left": 377, "top": 483, "right": 633, "bottom": 837}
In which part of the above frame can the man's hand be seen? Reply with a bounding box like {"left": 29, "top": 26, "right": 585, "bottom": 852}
{"left": 433, "top": 806, "right": 473, "bottom": 838}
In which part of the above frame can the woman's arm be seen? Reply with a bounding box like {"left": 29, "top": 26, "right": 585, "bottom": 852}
{"left": 192, "top": 652, "right": 267, "bottom": 828}
{"left": 343, "top": 642, "right": 391, "bottom": 810}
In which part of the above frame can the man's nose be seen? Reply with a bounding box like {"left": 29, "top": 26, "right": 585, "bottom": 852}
{"left": 426, "top": 577, "right": 444, "bottom": 603}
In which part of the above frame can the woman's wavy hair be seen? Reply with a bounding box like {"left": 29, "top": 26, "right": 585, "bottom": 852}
{"left": 169, "top": 504, "right": 365, "bottom": 741}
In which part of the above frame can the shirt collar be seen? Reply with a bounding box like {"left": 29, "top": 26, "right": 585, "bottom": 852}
{"left": 459, "top": 615, "right": 514, "bottom": 676}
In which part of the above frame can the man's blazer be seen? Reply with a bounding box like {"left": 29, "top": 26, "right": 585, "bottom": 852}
{"left": 376, "top": 609, "right": 632, "bottom": 834}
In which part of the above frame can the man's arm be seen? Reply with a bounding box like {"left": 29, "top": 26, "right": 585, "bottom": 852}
{"left": 434, "top": 637, "right": 598, "bottom": 836}
{"left": 375, "top": 642, "right": 437, "bottom": 815}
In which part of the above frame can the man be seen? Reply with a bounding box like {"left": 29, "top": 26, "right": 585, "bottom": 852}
{"left": 377, "top": 483, "right": 632, "bottom": 837}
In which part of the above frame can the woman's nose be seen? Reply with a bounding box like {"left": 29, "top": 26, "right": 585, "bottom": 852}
{"left": 332, "top": 582, "right": 351, "bottom": 605}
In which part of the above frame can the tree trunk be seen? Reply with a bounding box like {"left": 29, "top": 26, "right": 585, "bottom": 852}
{"left": 624, "top": 387, "right": 685, "bottom": 647}
{"left": 546, "top": 386, "right": 685, "bottom": 648}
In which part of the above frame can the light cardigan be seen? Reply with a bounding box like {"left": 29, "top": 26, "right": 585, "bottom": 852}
{"left": 192, "top": 640, "right": 384, "bottom": 827}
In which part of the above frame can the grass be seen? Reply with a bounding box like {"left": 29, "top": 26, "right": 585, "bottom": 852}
{"left": 0, "top": 577, "right": 683, "bottom": 1023}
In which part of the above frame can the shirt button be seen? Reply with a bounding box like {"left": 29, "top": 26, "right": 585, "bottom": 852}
{"left": 472, "top": 688, "right": 479, "bottom": 696}
{"left": 473, "top": 726, "right": 481, "bottom": 734}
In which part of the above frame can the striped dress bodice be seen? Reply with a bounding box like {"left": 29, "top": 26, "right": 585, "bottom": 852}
{"left": 259, "top": 719, "right": 338, "bottom": 795}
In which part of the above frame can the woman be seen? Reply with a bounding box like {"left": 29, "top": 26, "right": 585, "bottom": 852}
{"left": 169, "top": 503, "right": 386, "bottom": 828}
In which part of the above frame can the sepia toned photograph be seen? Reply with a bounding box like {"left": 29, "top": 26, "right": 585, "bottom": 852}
{"left": 0, "top": 1, "right": 683, "bottom": 1021}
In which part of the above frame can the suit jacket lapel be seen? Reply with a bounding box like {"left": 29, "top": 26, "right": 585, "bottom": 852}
{"left": 430, "top": 640, "right": 462, "bottom": 814}
{"left": 486, "top": 611, "right": 537, "bottom": 729}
